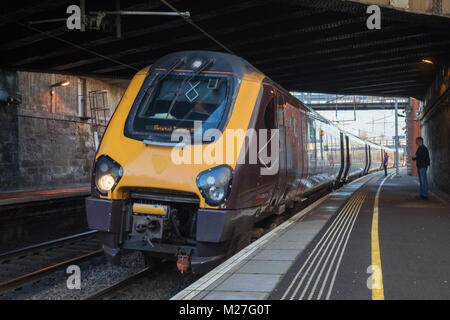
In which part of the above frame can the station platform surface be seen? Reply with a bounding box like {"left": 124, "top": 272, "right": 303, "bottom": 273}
{"left": 0, "top": 185, "right": 90, "bottom": 206}
{"left": 172, "top": 170, "right": 450, "bottom": 300}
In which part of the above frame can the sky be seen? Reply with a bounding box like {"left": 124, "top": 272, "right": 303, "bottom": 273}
{"left": 291, "top": 93, "right": 407, "bottom": 148}
{"left": 317, "top": 109, "right": 406, "bottom": 147}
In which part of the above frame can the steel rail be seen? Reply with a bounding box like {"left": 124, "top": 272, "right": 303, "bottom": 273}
{"left": 0, "top": 230, "right": 99, "bottom": 263}
{"left": 0, "top": 249, "right": 103, "bottom": 295}
{"left": 84, "top": 267, "right": 152, "bottom": 300}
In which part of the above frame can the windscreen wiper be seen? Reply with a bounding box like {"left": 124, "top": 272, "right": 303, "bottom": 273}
{"left": 164, "top": 58, "right": 216, "bottom": 119}
{"left": 139, "top": 58, "right": 186, "bottom": 113}
{"left": 158, "top": 57, "right": 186, "bottom": 83}
{"left": 143, "top": 58, "right": 215, "bottom": 147}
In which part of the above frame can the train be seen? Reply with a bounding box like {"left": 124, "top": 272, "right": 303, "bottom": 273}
{"left": 85, "top": 51, "right": 403, "bottom": 274}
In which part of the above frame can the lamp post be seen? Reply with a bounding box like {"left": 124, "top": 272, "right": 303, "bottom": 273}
{"left": 49, "top": 80, "right": 70, "bottom": 113}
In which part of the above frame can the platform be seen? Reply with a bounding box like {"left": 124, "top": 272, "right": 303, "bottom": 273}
{"left": 172, "top": 170, "right": 450, "bottom": 300}
{"left": 0, "top": 185, "right": 91, "bottom": 253}
{"left": 0, "top": 186, "right": 90, "bottom": 206}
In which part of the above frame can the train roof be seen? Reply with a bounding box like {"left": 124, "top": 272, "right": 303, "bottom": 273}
{"left": 149, "top": 50, "right": 261, "bottom": 78}
{"left": 149, "top": 51, "right": 396, "bottom": 152}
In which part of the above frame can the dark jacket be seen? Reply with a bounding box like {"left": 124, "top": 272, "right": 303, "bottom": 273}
{"left": 413, "top": 145, "right": 430, "bottom": 168}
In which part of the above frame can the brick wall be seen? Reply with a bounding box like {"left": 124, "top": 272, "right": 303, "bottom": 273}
{"left": 0, "top": 104, "right": 19, "bottom": 190}
{"left": 349, "top": 0, "right": 450, "bottom": 15}
{"left": 0, "top": 71, "right": 127, "bottom": 191}
{"left": 17, "top": 112, "right": 94, "bottom": 187}
{"left": 421, "top": 96, "right": 450, "bottom": 195}
{"left": 421, "top": 62, "right": 450, "bottom": 195}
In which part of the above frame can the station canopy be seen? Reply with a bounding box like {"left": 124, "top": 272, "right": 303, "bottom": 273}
{"left": 1, "top": 0, "right": 450, "bottom": 100}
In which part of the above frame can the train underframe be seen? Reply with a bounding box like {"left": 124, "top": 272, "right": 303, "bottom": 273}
{"left": 86, "top": 192, "right": 256, "bottom": 274}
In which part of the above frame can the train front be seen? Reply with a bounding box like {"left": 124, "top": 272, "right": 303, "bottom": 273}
{"left": 85, "top": 51, "right": 263, "bottom": 274}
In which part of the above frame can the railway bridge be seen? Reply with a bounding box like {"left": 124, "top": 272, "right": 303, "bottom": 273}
{"left": 0, "top": 0, "right": 449, "bottom": 301}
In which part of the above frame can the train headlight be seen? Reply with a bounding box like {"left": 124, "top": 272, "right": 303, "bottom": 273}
{"left": 97, "top": 174, "right": 115, "bottom": 192}
{"left": 94, "top": 155, "right": 123, "bottom": 195}
{"left": 196, "top": 165, "right": 233, "bottom": 206}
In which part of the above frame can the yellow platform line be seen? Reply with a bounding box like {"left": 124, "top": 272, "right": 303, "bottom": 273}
{"left": 371, "top": 174, "right": 392, "bottom": 300}
{"left": 281, "top": 191, "right": 363, "bottom": 300}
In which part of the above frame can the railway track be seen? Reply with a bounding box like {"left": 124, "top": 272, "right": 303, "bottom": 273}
{"left": 84, "top": 259, "right": 175, "bottom": 300}
{"left": 84, "top": 266, "right": 152, "bottom": 300}
{"left": 0, "top": 231, "right": 103, "bottom": 296}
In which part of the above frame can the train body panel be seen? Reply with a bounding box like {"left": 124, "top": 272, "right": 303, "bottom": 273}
{"left": 86, "top": 51, "right": 402, "bottom": 274}
{"left": 347, "top": 135, "right": 366, "bottom": 179}
{"left": 368, "top": 143, "right": 383, "bottom": 172}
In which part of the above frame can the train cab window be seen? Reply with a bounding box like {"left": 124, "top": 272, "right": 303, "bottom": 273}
{"left": 125, "top": 73, "right": 234, "bottom": 142}
{"left": 263, "top": 96, "right": 276, "bottom": 130}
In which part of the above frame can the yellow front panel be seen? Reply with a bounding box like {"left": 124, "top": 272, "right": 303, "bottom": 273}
{"left": 96, "top": 69, "right": 264, "bottom": 209}
{"left": 132, "top": 203, "right": 166, "bottom": 215}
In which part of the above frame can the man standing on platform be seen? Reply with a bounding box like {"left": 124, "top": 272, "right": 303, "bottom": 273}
{"left": 383, "top": 152, "right": 389, "bottom": 176}
{"left": 412, "top": 137, "right": 430, "bottom": 200}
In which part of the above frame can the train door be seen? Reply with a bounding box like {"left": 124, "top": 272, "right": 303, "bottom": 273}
{"left": 317, "top": 124, "right": 327, "bottom": 182}
{"left": 343, "top": 135, "right": 350, "bottom": 181}
{"left": 365, "top": 145, "right": 371, "bottom": 174}
{"left": 336, "top": 132, "right": 345, "bottom": 183}
{"left": 363, "top": 145, "right": 367, "bottom": 174}
{"left": 284, "top": 100, "right": 301, "bottom": 204}
{"left": 307, "top": 117, "right": 317, "bottom": 183}
{"left": 297, "top": 107, "right": 309, "bottom": 195}
{"left": 273, "top": 92, "right": 287, "bottom": 211}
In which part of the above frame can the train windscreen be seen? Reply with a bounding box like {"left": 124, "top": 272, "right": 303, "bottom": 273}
{"left": 125, "top": 73, "right": 233, "bottom": 143}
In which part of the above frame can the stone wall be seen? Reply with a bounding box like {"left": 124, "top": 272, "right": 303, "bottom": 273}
{"left": 0, "top": 71, "right": 127, "bottom": 191}
{"left": 17, "top": 112, "right": 94, "bottom": 188}
{"left": 0, "top": 104, "right": 19, "bottom": 190}
{"left": 349, "top": 0, "right": 450, "bottom": 15}
{"left": 421, "top": 62, "right": 450, "bottom": 195}
{"left": 421, "top": 96, "right": 450, "bottom": 195}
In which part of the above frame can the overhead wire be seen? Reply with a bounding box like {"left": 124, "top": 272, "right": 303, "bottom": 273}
{"left": 1, "top": 1, "right": 234, "bottom": 72}
{"left": 159, "top": 0, "right": 235, "bottom": 55}
{"left": 0, "top": 14, "right": 140, "bottom": 72}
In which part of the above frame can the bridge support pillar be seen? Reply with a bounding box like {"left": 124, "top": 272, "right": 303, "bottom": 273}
{"left": 406, "top": 99, "right": 421, "bottom": 177}
{"left": 420, "top": 60, "right": 450, "bottom": 194}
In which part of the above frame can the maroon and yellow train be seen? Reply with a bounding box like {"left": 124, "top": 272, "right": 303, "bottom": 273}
{"left": 86, "top": 51, "right": 402, "bottom": 274}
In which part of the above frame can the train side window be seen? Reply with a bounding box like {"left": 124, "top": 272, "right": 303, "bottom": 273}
{"left": 323, "top": 132, "right": 328, "bottom": 152}
{"left": 308, "top": 119, "right": 317, "bottom": 161}
{"left": 309, "top": 123, "right": 315, "bottom": 142}
{"left": 319, "top": 128, "right": 324, "bottom": 160}
{"left": 263, "top": 96, "right": 276, "bottom": 130}
{"left": 276, "top": 93, "right": 285, "bottom": 127}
